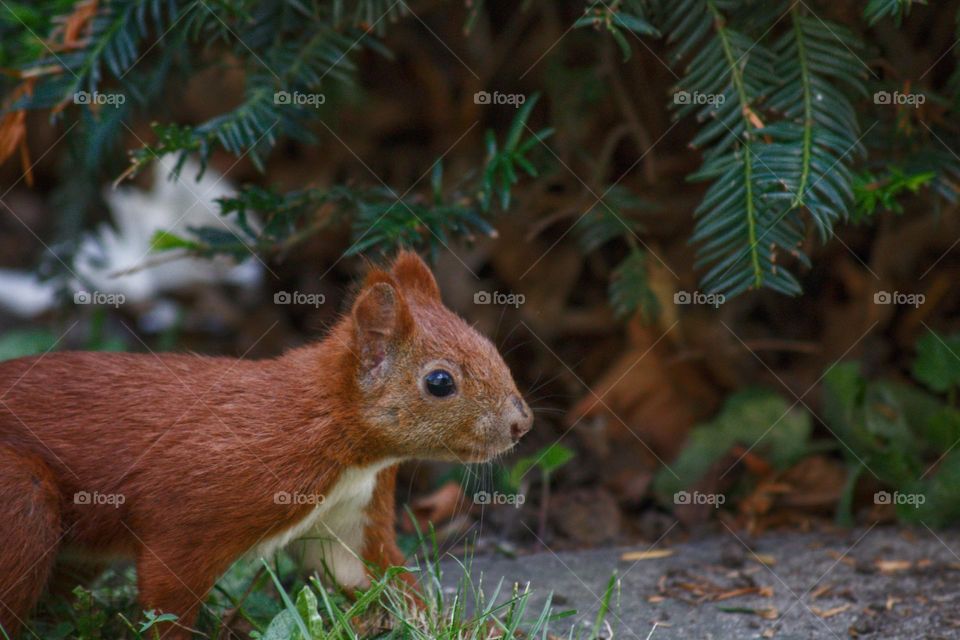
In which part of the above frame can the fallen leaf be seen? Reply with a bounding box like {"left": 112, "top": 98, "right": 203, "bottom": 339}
{"left": 715, "top": 586, "right": 773, "bottom": 601}
{"left": 875, "top": 559, "right": 912, "bottom": 573}
{"left": 621, "top": 549, "right": 674, "bottom": 561}
{"left": 812, "top": 603, "right": 851, "bottom": 618}
{"left": 753, "top": 553, "right": 776, "bottom": 566}
{"left": 401, "top": 480, "right": 465, "bottom": 532}
{"left": 810, "top": 585, "right": 832, "bottom": 600}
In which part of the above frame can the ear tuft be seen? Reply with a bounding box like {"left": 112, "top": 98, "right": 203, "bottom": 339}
{"left": 391, "top": 250, "right": 441, "bottom": 301}
{"left": 352, "top": 281, "right": 411, "bottom": 374}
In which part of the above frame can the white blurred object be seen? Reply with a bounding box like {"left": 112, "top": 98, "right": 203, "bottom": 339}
{"left": 0, "top": 157, "right": 263, "bottom": 318}
{"left": 0, "top": 269, "right": 57, "bottom": 316}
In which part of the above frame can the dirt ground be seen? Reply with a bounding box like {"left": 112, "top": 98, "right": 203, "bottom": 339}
{"left": 449, "top": 526, "right": 960, "bottom": 639}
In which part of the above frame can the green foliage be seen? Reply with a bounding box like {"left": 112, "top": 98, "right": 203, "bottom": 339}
{"left": 823, "top": 330, "right": 960, "bottom": 527}
{"left": 5, "top": 0, "right": 960, "bottom": 306}
{"left": 480, "top": 94, "right": 554, "bottom": 212}
{"left": 852, "top": 166, "right": 936, "bottom": 220}
{"left": 146, "top": 101, "right": 548, "bottom": 262}
{"left": 653, "top": 388, "right": 812, "bottom": 501}
{"left": 0, "top": 0, "right": 76, "bottom": 68}
{"left": 0, "top": 328, "right": 59, "bottom": 360}
{"left": 912, "top": 330, "right": 960, "bottom": 395}
{"left": 508, "top": 442, "right": 576, "bottom": 489}
{"left": 608, "top": 248, "right": 659, "bottom": 320}
{"left": 0, "top": 315, "right": 127, "bottom": 361}
{"left": 574, "top": 186, "right": 659, "bottom": 319}
{"left": 658, "top": 328, "right": 960, "bottom": 527}
{"left": 660, "top": 1, "right": 869, "bottom": 296}
{"left": 575, "top": 1, "right": 660, "bottom": 60}
{"left": 863, "top": 0, "right": 923, "bottom": 26}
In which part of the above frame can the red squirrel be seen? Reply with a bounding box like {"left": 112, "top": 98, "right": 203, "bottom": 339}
{"left": 0, "top": 251, "right": 532, "bottom": 638}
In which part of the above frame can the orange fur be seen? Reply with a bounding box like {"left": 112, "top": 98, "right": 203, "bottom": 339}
{"left": 0, "top": 251, "right": 531, "bottom": 639}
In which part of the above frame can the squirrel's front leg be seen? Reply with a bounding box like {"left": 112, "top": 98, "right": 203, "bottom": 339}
{"left": 361, "top": 466, "right": 421, "bottom": 597}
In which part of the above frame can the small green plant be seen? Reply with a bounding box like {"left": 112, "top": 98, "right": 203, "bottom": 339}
{"left": 652, "top": 388, "right": 813, "bottom": 505}
{"left": 508, "top": 443, "right": 576, "bottom": 540}
{"left": 657, "top": 332, "right": 960, "bottom": 528}
{"left": 824, "top": 329, "right": 960, "bottom": 527}
{"left": 852, "top": 166, "right": 937, "bottom": 220}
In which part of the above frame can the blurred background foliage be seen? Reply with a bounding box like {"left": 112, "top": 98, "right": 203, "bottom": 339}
{"left": 2, "top": 0, "right": 960, "bottom": 552}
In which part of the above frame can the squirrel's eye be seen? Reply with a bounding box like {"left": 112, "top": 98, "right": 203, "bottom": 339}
{"left": 424, "top": 369, "right": 456, "bottom": 398}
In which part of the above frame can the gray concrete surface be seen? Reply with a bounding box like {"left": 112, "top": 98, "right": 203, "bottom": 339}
{"left": 447, "top": 527, "right": 960, "bottom": 639}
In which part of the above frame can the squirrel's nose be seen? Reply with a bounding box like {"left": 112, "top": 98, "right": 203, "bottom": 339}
{"left": 507, "top": 394, "right": 533, "bottom": 443}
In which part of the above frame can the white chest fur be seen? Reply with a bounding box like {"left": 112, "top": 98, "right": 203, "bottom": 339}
{"left": 255, "top": 460, "right": 395, "bottom": 588}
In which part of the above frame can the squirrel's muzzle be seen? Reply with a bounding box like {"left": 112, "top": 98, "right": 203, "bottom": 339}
{"left": 505, "top": 394, "right": 533, "bottom": 443}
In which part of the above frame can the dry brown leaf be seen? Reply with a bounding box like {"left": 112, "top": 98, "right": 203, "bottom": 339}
{"left": 810, "top": 585, "right": 832, "bottom": 600}
{"left": 812, "top": 603, "right": 851, "bottom": 619}
{"left": 51, "top": 0, "right": 99, "bottom": 50}
{"left": 400, "top": 480, "right": 465, "bottom": 533}
{"left": 620, "top": 549, "right": 674, "bottom": 561}
{"left": 0, "top": 79, "right": 35, "bottom": 182}
{"left": 715, "top": 586, "right": 771, "bottom": 602}
{"left": 875, "top": 559, "right": 912, "bottom": 573}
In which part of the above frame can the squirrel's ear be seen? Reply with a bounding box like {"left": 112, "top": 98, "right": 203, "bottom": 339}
{"left": 391, "top": 251, "right": 441, "bottom": 301}
{"left": 352, "top": 281, "right": 412, "bottom": 373}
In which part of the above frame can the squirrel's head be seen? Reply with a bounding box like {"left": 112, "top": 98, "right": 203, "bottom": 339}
{"left": 348, "top": 251, "right": 532, "bottom": 462}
